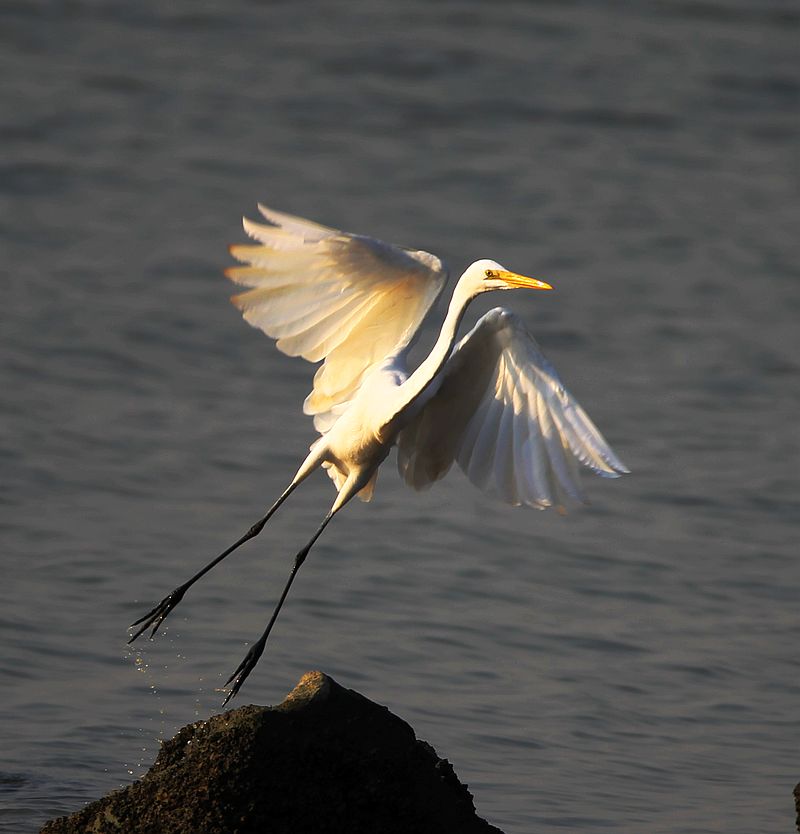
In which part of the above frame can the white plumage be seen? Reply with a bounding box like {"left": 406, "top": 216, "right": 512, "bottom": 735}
{"left": 227, "top": 204, "right": 447, "bottom": 432}
{"left": 130, "top": 203, "right": 629, "bottom": 703}
{"left": 397, "top": 308, "right": 627, "bottom": 507}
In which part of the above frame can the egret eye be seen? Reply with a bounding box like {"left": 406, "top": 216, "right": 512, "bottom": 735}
{"left": 484, "top": 269, "right": 498, "bottom": 279}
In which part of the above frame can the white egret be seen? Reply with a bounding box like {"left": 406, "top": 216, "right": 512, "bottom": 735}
{"left": 130, "top": 204, "right": 628, "bottom": 704}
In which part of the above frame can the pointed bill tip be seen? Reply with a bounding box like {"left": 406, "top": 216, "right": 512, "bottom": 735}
{"left": 498, "top": 271, "right": 553, "bottom": 291}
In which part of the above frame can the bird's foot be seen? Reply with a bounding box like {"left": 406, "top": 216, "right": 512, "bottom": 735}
{"left": 222, "top": 638, "right": 266, "bottom": 706}
{"left": 128, "top": 585, "right": 188, "bottom": 643}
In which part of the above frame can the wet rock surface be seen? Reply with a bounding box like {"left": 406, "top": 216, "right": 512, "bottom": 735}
{"left": 41, "top": 671, "right": 504, "bottom": 834}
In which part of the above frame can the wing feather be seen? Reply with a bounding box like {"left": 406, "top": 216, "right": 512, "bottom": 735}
{"left": 227, "top": 204, "right": 448, "bottom": 432}
{"left": 467, "top": 395, "right": 504, "bottom": 491}
{"left": 522, "top": 388, "right": 555, "bottom": 507}
{"left": 397, "top": 308, "right": 628, "bottom": 508}
{"left": 493, "top": 390, "right": 518, "bottom": 504}
{"left": 252, "top": 289, "right": 368, "bottom": 341}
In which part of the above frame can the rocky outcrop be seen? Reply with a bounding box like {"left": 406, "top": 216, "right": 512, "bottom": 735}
{"left": 42, "top": 671, "right": 504, "bottom": 834}
{"left": 794, "top": 782, "right": 800, "bottom": 831}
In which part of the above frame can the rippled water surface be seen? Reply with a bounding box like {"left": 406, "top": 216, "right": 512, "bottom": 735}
{"left": 2, "top": 1, "right": 799, "bottom": 832}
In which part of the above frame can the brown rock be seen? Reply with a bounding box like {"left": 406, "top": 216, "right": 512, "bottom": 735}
{"left": 41, "top": 671, "right": 504, "bottom": 834}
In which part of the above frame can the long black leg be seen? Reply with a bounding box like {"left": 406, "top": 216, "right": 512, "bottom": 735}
{"left": 222, "top": 511, "right": 335, "bottom": 706}
{"left": 128, "top": 482, "right": 298, "bottom": 643}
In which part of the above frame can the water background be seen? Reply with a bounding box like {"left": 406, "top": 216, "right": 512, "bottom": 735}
{"left": 2, "top": 1, "right": 799, "bottom": 831}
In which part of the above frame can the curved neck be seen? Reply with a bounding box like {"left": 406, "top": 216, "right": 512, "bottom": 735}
{"left": 396, "top": 280, "right": 474, "bottom": 412}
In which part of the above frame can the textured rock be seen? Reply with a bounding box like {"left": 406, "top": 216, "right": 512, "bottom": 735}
{"left": 41, "top": 671, "right": 504, "bottom": 834}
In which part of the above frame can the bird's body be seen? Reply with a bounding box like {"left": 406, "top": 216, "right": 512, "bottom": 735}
{"left": 130, "top": 204, "right": 629, "bottom": 703}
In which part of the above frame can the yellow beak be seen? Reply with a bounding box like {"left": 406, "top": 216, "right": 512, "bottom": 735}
{"left": 498, "top": 270, "right": 553, "bottom": 291}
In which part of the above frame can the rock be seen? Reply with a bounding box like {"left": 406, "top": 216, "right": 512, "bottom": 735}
{"left": 41, "top": 671, "right": 504, "bottom": 834}
{"left": 794, "top": 782, "right": 800, "bottom": 831}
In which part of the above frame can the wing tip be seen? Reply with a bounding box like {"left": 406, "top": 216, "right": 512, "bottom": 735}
{"left": 592, "top": 464, "right": 630, "bottom": 479}
{"left": 224, "top": 265, "right": 255, "bottom": 287}
{"left": 242, "top": 214, "right": 279, "bottom": 241}
{"left": 599, "top": 454, "right": 631, "bottom": 477}
{"left": 256, "top": 202, "right": 279, "bottom": 226}
{"left": 242, "top": 215, "right": 257, "bottom": 239}
{"left": 227, "top": 244, "right": 248, "bottom": 265}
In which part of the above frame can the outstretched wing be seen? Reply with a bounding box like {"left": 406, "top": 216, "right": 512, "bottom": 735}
{"left": 226, "top": 204, "right": 448, "bottom": 432}
{"left": 397, "top": 308, "right": 628, "bottom": 508}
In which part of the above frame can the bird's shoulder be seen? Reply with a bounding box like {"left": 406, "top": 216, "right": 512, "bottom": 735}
{"left": 446, "top": 306, "right": 522, "bottom": 369}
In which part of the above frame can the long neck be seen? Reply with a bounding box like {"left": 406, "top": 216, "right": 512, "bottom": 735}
{"left": 396, "top": 281, "right": 474, "bottom": 412}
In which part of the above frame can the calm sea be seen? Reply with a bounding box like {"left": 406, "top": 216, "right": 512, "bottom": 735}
{"left": 2, "top": 1, "right": 799, "bottom": 831}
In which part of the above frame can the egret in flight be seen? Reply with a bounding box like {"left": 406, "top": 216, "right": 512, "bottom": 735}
{"left": 129, "top": 204, "right": 628, "bottom": 704}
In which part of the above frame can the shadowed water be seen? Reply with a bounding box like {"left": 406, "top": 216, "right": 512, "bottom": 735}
{"left": 2, "top": 1, "right": 799, "bottom": 832}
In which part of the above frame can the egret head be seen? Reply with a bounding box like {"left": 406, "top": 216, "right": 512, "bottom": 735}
{"left": 460, "top": 259, "right": 553, "bottom": 297}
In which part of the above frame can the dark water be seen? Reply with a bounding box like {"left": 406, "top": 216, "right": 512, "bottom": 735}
{"left": 2, "top": 1, "right": 799, "bottom": 831}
